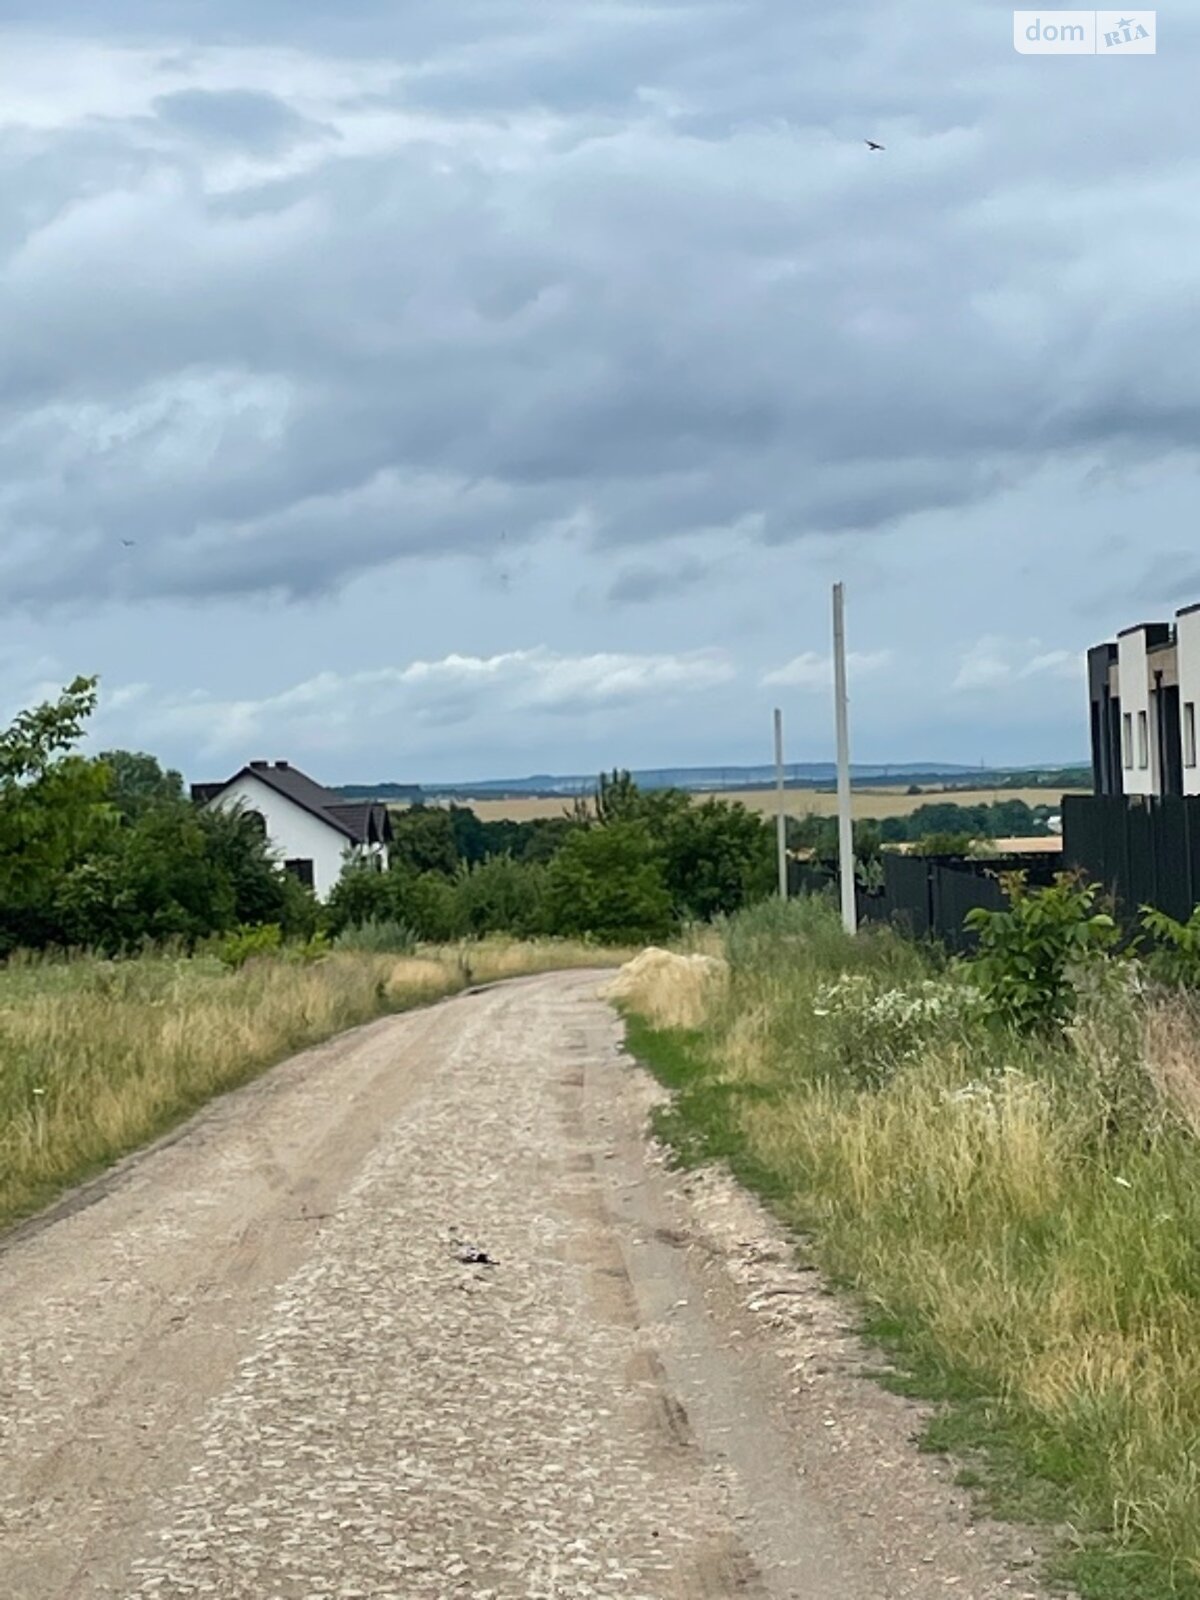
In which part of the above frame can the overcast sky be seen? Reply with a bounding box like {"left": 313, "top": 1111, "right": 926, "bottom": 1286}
{"left": 1, "top": 2, "right": 1195, "bottom": 783}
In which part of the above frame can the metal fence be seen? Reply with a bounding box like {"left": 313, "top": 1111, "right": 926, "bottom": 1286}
{"left": 1062, "top": 794, "right": 1200, "bottom": 925}
{"left": 787, "top": 796, "right": 1200, "bottom": 947}
{"left": 789, "top": 850, "right": 1062, "bottom": 951}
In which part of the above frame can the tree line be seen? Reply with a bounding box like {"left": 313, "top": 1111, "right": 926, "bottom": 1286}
{"left": 0, "top": 680, "right": 778, "bottom": 956}
{"left": 787, "top": 797, "right": 1058, "bottom": 866}
{"left": 328, "top": 770, "right": 776, "bottom": 945}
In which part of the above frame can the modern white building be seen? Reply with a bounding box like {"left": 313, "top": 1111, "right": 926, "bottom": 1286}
{"left": 1089, "top": 604, "right": 1200, "bottom": 797}
{"left": 192, "top": 761, "right": 392, "bottom": 900}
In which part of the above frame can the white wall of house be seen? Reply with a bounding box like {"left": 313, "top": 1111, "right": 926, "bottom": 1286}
{"left": 206, "top": 772, "right": 349, "bottom": 901}
{"left": 1178, "top": 608, "right": 1200, "bottom": 797}
{"left": 1117, "top": 628, "right": 1156, "bottom": 796}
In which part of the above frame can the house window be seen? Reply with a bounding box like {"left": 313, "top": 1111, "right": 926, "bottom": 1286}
{"left": 284, "top": 859, "right": 315, "bottom": 890}
{"left": 1122, "top": 712, "right": 1134, "bottom": 769}
{"left": 1137, "top": 710, "right": 1149, "bottom": 770}
{"left": 1186, "top": 702, "right": 1198, "bottom": 769}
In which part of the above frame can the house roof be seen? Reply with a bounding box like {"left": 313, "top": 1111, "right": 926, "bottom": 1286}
{"left": 191, "top": 762, "right": 393, "bottom": 847}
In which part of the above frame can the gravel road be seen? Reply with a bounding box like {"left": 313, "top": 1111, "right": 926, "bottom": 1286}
{"left": 0, "top": 972, "right": 1051, "bottom": 1599}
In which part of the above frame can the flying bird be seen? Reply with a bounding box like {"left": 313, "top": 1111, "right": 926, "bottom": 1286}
{"left": 121, "top": 539, "right": 136, "bottom": 547}
{"left": 865, "top": 139, "right": 885, "bottom": 151}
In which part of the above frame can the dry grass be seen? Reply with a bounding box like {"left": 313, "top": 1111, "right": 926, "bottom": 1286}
{"left": 0, "top": 938, "right": 625, "bottom": 1232}
{"left": 600, "top": 948, "right": 727, "bottom": 1030}
{"left": 1142, "top": 995, "right": 1200, "bottom": 1140}
{"left": 626, "top": 900, "right": 1200, "bottom": 1598}
{"left": 427, "top": 787, "right": 1082, "bottom": 824}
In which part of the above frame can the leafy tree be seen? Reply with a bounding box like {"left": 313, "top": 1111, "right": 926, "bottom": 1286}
{"left": 594, "top": 769, "right": 644, "bottom": 827}
{"left": 198, "top": 806, "right": 313, "bottom": 933}
{"left": 99, "top": 750, "right": 185, "bottom": 823}
{"left": 55, "top": 801, "right": 314, "bottom": 953}
{"left": 544, "top": 822, "right": 672, "bottom": 944}
{"left": 455, "top": 855, "right": 548, "bottom": 937}
{"left": 0, "top": 677, "right": 113, "bottom": 953}
{"left": 518, "top": 816, "right": 580, "bottom": 864}
{"left": 325, "top": 857, "right": 394, "bottom": 933}
{"left": 389, "top": 805, "right": 460, "bottom": 877}
{"left": 397, "top": 871, "right": 466, "bottom": 942}
{"left": 657, "top": 798, "right": 774, "bottom": 922}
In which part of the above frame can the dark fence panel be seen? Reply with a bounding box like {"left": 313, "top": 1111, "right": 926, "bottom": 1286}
{"left": 1063, "top": 793, "right": 1200, "bottom": 928}
{"left": 932, "top": 862, "right": 1009, "bottom": 950}
{"left": 880, "top": 853, "right": 933, "bottom": 941}
{"left": 788, "top": 850, "right": 1062, "bottom": 950}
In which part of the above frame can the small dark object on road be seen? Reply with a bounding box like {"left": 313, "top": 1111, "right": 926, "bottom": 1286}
{"left": 457, "top": 1245, "right": 498, "bottom": 1266}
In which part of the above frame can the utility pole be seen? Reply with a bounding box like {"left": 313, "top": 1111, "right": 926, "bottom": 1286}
{"left": 833, "top": 582, "right": 857, "bottom": 935}
{"left": 774, "top": 708, "right": 788, "bottom": 902}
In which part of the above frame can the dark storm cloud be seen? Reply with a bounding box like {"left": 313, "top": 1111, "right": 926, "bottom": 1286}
{"left": 1, "top": 2, "right": 1198, "bottom": 612}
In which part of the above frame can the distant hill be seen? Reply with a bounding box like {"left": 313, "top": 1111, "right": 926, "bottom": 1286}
{"left": 333, "top": 762, "right": 1090, "bottom": 804}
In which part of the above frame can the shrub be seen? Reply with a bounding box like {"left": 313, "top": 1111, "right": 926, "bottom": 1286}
{"left": 811, "top": 972, "right": 985, "bottom": 1089}
{"left": 544, "top": 821, "right": 673, "bottom": 945}
{"left": 1140, "top": 904, "right": 1200, "bottom": 990}
{"left": 290, "top": 930, "right": 332, "bottom": 964}
{"left": 966, "top": 871, "right": 1119, "bottom": 1033}
{"left": 325, "top": 861, "right": 393, "bottom": 934}
{"left": 454, "top": 854, "right": 548, "bottom": 938}
{"left": 217, "top": 923, "right": 283, "bottom": 971}
{"left": 397, "top": 871, "right": 467, "bottom": 942}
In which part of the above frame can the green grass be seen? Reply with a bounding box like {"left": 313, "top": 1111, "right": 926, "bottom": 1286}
{"left": 622, "top": 898, "right": 1200, "bottom": 1600}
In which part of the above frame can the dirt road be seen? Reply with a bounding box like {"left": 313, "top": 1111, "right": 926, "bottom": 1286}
{"left": 0, "top": 974, "right": 1047, "bottom": 1599}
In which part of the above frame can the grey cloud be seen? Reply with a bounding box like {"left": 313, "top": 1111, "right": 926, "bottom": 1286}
{"left": 606, "top": 559, "right": 708, "bottom": 606}
{"left": 1, "top": 5, "right": 1199, "bottom": 617}
{"left": 152, "top": 89, "right": 336, "bottom": 151}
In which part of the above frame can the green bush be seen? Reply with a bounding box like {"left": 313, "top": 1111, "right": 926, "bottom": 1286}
{"left": 966, "top": 872, "right": 1119, "bottom": 1033}
{"left": 290, "top": 930, "right": 332, "bottom": 964}
{"left": 1140, "top": 904, "right": 1200, "bottom": 989}
{"left": 544, "top": 821, "right": 673, "bottom": 945}
{"left": 397, "top": 871, "right": 467, "bottom": 942}
{"left": 325, "top": 861, "right": 393, "bottom": 933}
{"left": 217, "top": 923, "right": 284, "bottom": 971}
{"left": 454, "top": 854, "right": 548, "bottom": 938}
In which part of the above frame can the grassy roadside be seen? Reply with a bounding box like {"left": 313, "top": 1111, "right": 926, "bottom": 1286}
{"left": 619, "top": 900, "right": 1200, "bottom": 1600}
{"left": 0, "top": 938, "right": 624, "bottom": 1232}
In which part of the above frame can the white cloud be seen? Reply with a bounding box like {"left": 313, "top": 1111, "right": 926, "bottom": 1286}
{"left": 112, "top": 647, "right": 736, "bottom": 762}
{"left": 952, "top": 638, "right": 1083, "bottom": 692}
{"left": 761, "top": 650, "right": 892, "bottom": 690}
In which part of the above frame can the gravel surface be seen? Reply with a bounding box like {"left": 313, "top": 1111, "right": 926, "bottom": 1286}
{"left": 0, "top": 972, "right": 1057, "bottom": 1598}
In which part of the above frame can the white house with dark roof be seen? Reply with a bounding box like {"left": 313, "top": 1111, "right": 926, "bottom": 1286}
{"left": 191, "top": 761, "right": 392, "bottom": 900}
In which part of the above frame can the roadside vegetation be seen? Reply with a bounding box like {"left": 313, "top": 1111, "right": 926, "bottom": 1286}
{"left": 0, "top": 679, "right": 776, "bottom": 959}
{"left": 0, "top": 677, "right": 774, "bottom": 1228}
{"left": 0, "top": 936, "right": 627, "bottom": 1231}
{"left": 621, "top": 885, "right": 1200, "bottom": 1600}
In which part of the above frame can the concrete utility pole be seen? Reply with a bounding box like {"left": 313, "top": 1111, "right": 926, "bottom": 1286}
{"left": 774, "top": 708, "right": 788, "bottom": 902}
{"left": 832, "top": 582, "right": 858, "bottom": 936}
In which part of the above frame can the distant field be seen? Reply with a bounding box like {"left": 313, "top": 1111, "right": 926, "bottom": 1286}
{"left": 427, "top": 786, "right": 1085, "bottom": 824}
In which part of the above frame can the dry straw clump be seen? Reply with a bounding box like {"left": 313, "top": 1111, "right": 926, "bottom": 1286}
{"left": 599, "top": 947, "right": 728, "bottom": 1031}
